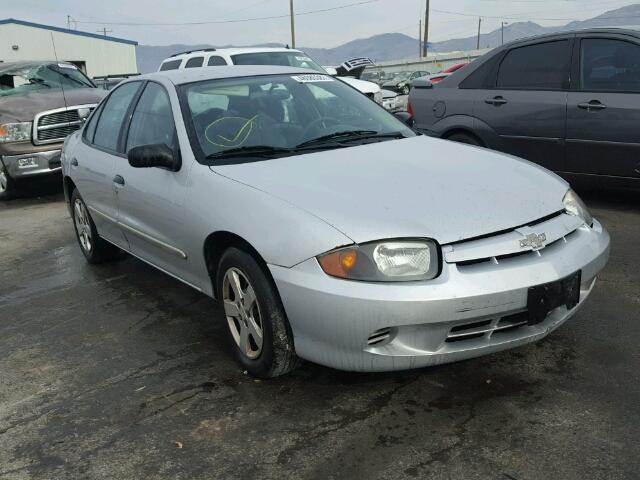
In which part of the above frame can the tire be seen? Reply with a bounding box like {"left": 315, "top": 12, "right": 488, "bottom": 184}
{"left": 446, "top": 132, "right": 482, "bottom": 146}
{"left": 401, "top": 85, "right": 410, "bottom": 95}
{"left": 70, "top": 189, "right": 120, "bottom": 264}
{"left": 216, "top": 247, "right": 300, "bottom": 378}
{"left": 0, "top": 163, "right": 16, "bottom": 200}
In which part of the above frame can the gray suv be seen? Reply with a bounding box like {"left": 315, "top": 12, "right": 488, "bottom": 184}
{"left": 409, "top": 29, "right": 640, "bottom": 190}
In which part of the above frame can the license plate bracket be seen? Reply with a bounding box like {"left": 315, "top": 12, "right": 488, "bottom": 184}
{"left": 527, "top": 271, "right": 581, "bottom": 325}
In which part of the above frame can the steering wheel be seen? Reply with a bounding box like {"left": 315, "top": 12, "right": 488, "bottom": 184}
{"left": 300, "top": 116, "right": 344, "bottom": 140}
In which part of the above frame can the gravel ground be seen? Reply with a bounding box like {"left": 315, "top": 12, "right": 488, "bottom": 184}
{"left": 0, "top": 182, "right": 638, "bottom": 480}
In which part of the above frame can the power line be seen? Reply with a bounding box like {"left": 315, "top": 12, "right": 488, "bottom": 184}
{"left": 72, "top": 0, "right": 382, "bottom": 26}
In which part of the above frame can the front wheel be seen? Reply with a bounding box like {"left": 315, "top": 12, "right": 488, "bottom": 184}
{"left": 0, "top": 164, "right": 16, "bottom": 200}
{"left": 216, "top": 248, "right": 300, "bottom": 378}
{"left": 401, "top": 85, "right": 410, "bottom": 95}
{"left": 70, "top": 189, "right": 120, "bottom": 264}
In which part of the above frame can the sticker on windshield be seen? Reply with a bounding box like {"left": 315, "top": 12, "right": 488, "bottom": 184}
{"left": 57, "top": 63, "right": 78, "bottom": 69}
{"left": 295, "top": 56, "right": 312, "bottom": 62}
{"left": 290, "top": 74, "right": 333, "bottom": 83}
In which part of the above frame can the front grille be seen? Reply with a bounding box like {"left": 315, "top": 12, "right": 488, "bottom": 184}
{"left": 445, "top": 312, "right": 529, "bottom": 343}
{"left": 445, "top": 211, "right": 584, "bottom": 268}
{"left": 34, "top": 105, "right": 95, "bottom": 145}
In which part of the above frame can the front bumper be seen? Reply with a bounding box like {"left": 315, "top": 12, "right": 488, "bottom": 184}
{"left": 1, "top": 149, "right": 62, "bottom": 180}
{"left": 269, "top": 220, "right": 610, "bottom": 372}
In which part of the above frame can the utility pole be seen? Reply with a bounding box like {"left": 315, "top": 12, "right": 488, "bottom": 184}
{"left": 418, "top": 19, "right": 422, "bottom": 57}
{"left": 476, "top": 17, "right": 482, "bottom": 50}
{"left": 422, "top": 0, "right": 430, "bottom": 58}
{"left": 501, "top": 21, "right": 508, "bottom": 45}
{"left": 97, "top": 27, "right": 113, "bottom": 37}
{"left": 289, "top": 0, "right": 296, "bottom": 48}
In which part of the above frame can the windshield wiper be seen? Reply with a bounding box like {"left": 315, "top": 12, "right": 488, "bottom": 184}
{"left": 296, "top": 130, "right": 378, "bottom": 148}
{"left": 296, "top": 130, "right": 408, "bottom": 149}
{"left": 205, "top": 145, "right": 293, "bottom": 160}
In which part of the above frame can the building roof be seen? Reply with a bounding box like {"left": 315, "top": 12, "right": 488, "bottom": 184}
{"left": 0, "top": 18, "right": 138, "bottom": 46}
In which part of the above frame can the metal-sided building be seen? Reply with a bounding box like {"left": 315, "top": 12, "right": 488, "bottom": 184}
{"left": 0, "top": 18, "right": 138, "bottom": 77}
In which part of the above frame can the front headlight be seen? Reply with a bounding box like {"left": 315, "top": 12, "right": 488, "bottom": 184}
{"left": 0, "top": 122, "right": 32, "bottom": 143}
{"left": 563, "top": 189, "right": 593, "bottom": 227}
{"left": 317, "top": 239, "right": 440, "bottom": 282}
{"left": 373, "top": 91, "right": 383, "bottom": 104}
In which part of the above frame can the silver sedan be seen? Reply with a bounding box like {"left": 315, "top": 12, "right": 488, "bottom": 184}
{"left": 61, "top": 66, "right": 610, "bottom": 377}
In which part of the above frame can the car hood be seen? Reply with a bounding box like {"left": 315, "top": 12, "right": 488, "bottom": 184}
{"left": 338, "top": 77, "right": 380, "bottom": 94}
{"left": 211, "top": 136, "right": 568, "bottom": 246}
{"left": 382, "top": 80, "right": 405, "bottom": 87}
{"left": 0, "top": 88, "right": 105, "bottom": 123}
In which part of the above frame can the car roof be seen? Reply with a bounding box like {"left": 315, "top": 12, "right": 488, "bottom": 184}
{"left": 503, "top": 27, "right": 640, "bottom": 49}
{"left": 164, "top": 47, "right": 301, "bottom": 61}
{"left": 141, "top": 65, "right": 320, "bottom": 85}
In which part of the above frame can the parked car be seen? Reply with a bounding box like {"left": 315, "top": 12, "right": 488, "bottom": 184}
{"left": 383, "top": 70, "right": 430, "bottom": 95}
{"left": 409, "top": 29, "right": 640, "bottom": 189}
{"left": 381, "top": 89, "right": 400, "bottom": 111}
{"left": 159, "top": 47, "right": 383, "bottom": 105}
{"left": 62, "top": 65, "right": 609, "bottom": 377}
{"left": 422, "top": 62, "right": 469, "bottom": 85}
{"left": 93, "top": 73, "right": 141, "bottom": 90}
{"left": 0, "top": 61, "right": 105, "bottom": 199}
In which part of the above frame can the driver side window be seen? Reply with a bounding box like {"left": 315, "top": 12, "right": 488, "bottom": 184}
{"left": 126, "top": 82, "right": 176, "bottom": 152}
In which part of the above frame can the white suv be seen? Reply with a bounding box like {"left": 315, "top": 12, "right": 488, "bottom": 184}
{"left": 158, "top": 47, "right": 383, "bottom": 104}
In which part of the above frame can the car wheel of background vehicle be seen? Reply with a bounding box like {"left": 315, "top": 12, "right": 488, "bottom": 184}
{"left": 446, "top": 132, "right": 482, "bottom": 146}
{"left": 70, "top": 189, "right": 120, "bottom": 264}
{"left": 216, "top": 247, "right": 300, "bottom": 378}
{"left": 402, "top": 85, "right": 410, "bottom": 95}
{"left": 0, "top": 164, "right": 16, "bottom": 200}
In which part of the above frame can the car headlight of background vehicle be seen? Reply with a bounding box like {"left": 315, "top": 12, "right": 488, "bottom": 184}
{"left": 563, "top": 189, "right": 593, "bottom": 227}
{"left": 0, "top": 122, "right": 32, "bottom": 143}
{"left": 317, "top": 239, "right": 440, "bottom": 282}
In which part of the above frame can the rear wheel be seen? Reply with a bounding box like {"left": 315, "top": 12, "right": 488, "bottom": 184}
{"left": 216, "top": 248, "right": 300, "bottom": 378}
{"left": 71, "top": 189, "right": 120, "bottom": 264}
{"left": 0, "top": 164, "right": 16, "bottom": 200}
{"left": 446, "top": 132, "right": 482, "bottom": 146}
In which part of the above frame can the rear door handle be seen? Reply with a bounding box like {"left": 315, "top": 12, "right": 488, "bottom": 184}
{"left": 485, "top": 96, "right": 507, "bottom": 106}
{"left": 113, "top": 175, "right": 125, "bottom": 186}
{"left": 70, "top": 158, "right": 78, "bottom": 167}
{"left": 578, "top": 100, "right": 607, "bottom": 111}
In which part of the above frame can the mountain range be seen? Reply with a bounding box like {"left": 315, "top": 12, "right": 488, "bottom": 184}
{"left": 136, "top": 4, "right": 640, "bottom": 72}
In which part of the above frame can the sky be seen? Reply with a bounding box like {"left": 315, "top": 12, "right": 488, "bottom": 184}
{"left": 2, "top": 0, "right": 638, "bottom": 47}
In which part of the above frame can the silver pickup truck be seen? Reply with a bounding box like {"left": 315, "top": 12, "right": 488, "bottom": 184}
{"left": 0, "top": 61, "right": 105, "bottom": 199}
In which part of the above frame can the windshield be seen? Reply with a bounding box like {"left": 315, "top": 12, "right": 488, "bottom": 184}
{"left": 0, "top": 63, "right": 94, "bottom": 97}
{"left": 180, "top": 73, "right": 414, "bottom": 163}
{"left": 231, "top": 52, "right": 326, "bottom": 73}
{"left": 390, "top": 72, "right": 412, "bottom": 81}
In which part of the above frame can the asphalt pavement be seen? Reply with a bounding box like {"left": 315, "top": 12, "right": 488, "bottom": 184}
{"left": 1, "top": 183, "right": 638, "bottom": 480}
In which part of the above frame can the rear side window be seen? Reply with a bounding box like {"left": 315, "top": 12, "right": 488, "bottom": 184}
{"left": 126, "top": 82, "right": 176, "bottom": 152}
{"left": 497, "top": 40, "right": 571, "bottom": 90}
{"left": 207, "top": 56, "right": 227, "bottom": 66}
{"left": 83, "top": 102, "right": 104, "bottom": 143}
{"left": 185, "top": 57, "right": 204, "bottom": 68}
{"left": 93, "top": 82, "right": 141, "bottom": 151}
{"left": 160, "top": 60, "right": 181, "bottom": 71}
{"left": 580, "top": 38, "right": 640, "bottom": 92}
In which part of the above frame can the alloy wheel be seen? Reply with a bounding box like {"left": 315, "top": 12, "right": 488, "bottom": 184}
{"left": 73, "top": 199, "right": 93, "bottom": 253}
{"left": 222, "top": 267, "right": 264, "bottom": 359}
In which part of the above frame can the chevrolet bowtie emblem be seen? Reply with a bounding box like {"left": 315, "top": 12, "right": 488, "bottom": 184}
{"left": 519, "top": 232, "right": 547, "bottom": 250}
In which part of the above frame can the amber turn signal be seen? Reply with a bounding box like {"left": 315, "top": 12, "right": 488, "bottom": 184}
{"left": 317, "top": 248, "right": 358, "bottom": 278}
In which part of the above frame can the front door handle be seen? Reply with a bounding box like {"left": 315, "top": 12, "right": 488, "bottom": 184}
{"left": 578, "top": 100, "right": 607, "bottom": 111}
{"left": 113, "top": 175, "right": 125, "bottom": 186}
{"left": 70, "top": 158, "right": 78, "bottom": 167}
{"left": 485, "top": 96, "right": 508, "bottom": 106}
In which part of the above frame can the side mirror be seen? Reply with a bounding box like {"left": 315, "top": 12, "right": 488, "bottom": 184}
{"left": 412, "top": 78, "right": 433, "bottom": 89}
{"left": 393, "top": 111, "right": 414, "bottom": 128}
{"left": 324, "top": 67, "right": 338, "bottom": 76}
{"left": 128, "top": 144, "right": 181, "bottom": 171}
